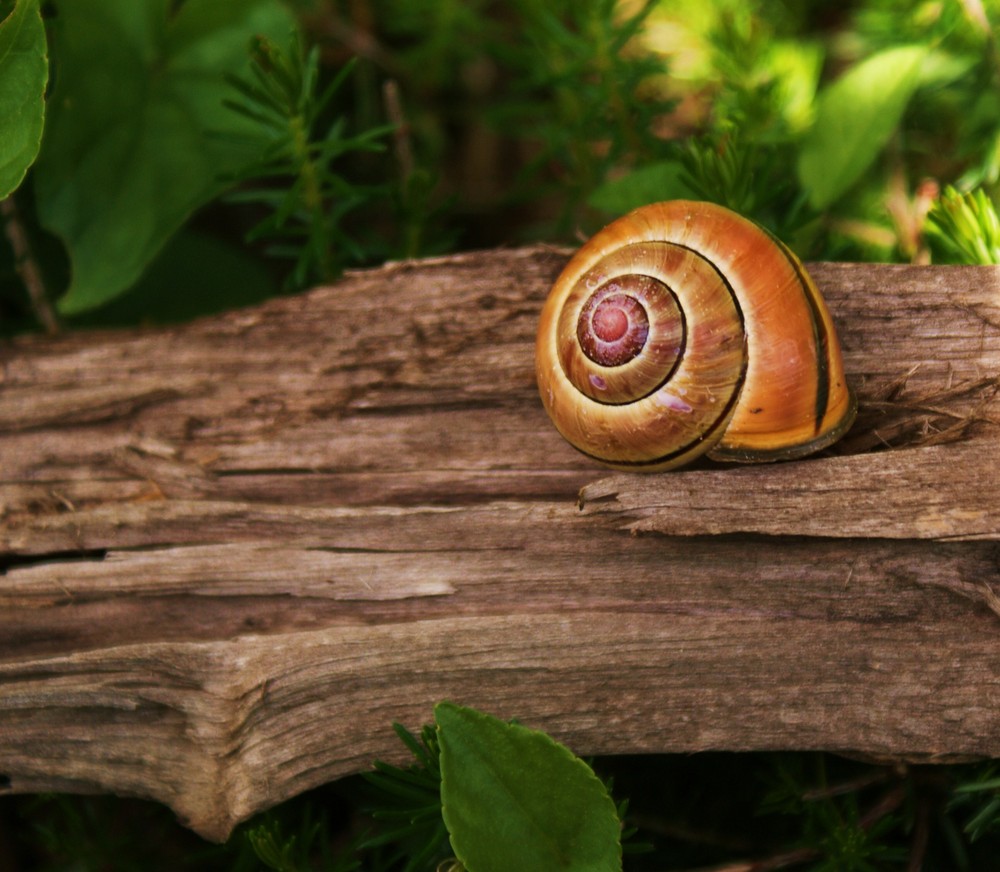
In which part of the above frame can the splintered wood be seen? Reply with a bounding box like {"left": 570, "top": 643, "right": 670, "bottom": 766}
{"left": 1, "top": 251, "right": 999, "bottom": 840}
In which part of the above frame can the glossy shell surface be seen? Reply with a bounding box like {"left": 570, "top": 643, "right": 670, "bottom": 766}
{"left": 535, "top": 200, "right": 856, "bottom": 471}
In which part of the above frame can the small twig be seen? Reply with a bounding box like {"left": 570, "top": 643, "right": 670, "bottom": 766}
{"left": 1, "top": 194, "right": 59, "bottom": 334}
{"left": 979, "top": 582, "right": 1000, "bottom": 618}
{"left": 916, "top": 575, "right": 1000, "bottom": 618}
{"left": 628, "top": 813, "right": 754, "bottom": 853}
{"left": 802, "top": 768, "right": 897, "bottom": 802}
{"left": 846, "top": 373, "right": 1000, "bottom": 452}
{"left": 858, "top": 784, "right": 907, "bottom": 829}
{"left": 678, "top": 776, "right": 912, "bottom": 872}
{"left": 674, "top": 846, "right": 820, "bottom": 872}
{"left": 907, "top": 796, "right": 931, "bottom": 872}
{"left": 743, "top": 849, "right": 822, "bottom": 871}
{"left": 383, "top": 79, "right": 414, "bottom": 186}
{"left": 869, "top": 364, "right": 921, "bottom": 402}
{"left": 302, "top": 9, "right": 404, "bottom": 77}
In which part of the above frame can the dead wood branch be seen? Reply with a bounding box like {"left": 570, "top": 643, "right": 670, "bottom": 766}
{"left": 1, "top": 250, "right": 999, "bottom": 840}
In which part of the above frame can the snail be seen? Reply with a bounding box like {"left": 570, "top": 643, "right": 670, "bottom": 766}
{"left": 535, "top": 200, "right": 856, "bottom": 471}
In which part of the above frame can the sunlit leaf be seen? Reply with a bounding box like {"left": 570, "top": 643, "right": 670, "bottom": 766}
{"left": 797, "top": 45, "right": 926, "bottom": 209}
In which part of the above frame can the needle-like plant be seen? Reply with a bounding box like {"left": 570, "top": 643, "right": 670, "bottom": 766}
{"left": 224, "top": 35, "right": 390, "bottom": 289}
{"left": 359, "top": 722, "right": 451, "bottom": 872}
{"left": 950, "top": 763, "right": 1000, "bottom": 843}
{"left": 925, "top": 185, "right": 1000, "bottom": 264}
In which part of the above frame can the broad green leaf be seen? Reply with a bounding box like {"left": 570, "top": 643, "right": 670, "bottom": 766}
{"left": 797, "top": 45, "right": 927, "bottom": 210}
{"left": 436, "top": 702, "right": 622, "bottom": 872}
{"left": 71, "top": 229, "right": 276, "bottom": 326}
{"left": 587, "top": 159, "right": 691, "bottom": 216}
{"left": 0, "top": 0, "right": 47, "bottom": 198}
{"left": 34, "top": 0, "right": 296, "bottom": 314}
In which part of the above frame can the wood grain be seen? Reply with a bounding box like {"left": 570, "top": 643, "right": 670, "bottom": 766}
{"left": 1, "top": 249, "right": 999, "bottom": 840}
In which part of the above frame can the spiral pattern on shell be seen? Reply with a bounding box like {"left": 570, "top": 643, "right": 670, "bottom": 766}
{"left": 535, "top": 201, "right": 856, "bottom": 471}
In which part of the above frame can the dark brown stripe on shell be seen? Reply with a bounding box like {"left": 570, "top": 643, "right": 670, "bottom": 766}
{"left": 767, "top": 233, "right": 832, "bottom": 435}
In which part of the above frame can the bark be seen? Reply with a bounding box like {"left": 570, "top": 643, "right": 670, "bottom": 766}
{"left": 1, "top": 248, "right": 999, "bottom": 841}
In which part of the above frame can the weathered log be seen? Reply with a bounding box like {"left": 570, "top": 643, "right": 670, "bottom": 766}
{"left": 1, "top": 249, "right": 999, "bottom": 841}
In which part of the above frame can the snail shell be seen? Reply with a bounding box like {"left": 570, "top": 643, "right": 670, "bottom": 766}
{"left": 535, "top": 200, "right": 856, "bottom": 471}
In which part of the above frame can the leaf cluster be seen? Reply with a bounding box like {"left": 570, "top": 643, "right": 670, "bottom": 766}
{"left": 925, "top": 185, "right": 1000, "bottom": 264}
{"left": 0, "top": 0, "right": 393, "bottom": 326}
{"left": 585, "top": 0, "right": 1000, "bottom": 262}
{"left": 33, "top": 0, "right": 304, "bottom": 314}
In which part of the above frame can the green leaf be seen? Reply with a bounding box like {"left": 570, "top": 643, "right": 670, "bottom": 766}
{"left": 70, "top": 229, "right": 276, "bottom": 327}
{"left": 34, "top": 0, "right": 296, "bottom": 314}
{"left": 587, "top": 159, "right": 691, "bottom": 215}
{"left": 797, "top": 45, "right": 927, "bottom": 210}
{"left": 0, "top": 0, "right": 48, "bottom": 198}
{"left": 436, "top": 702, "right": 622, "bottom": 872}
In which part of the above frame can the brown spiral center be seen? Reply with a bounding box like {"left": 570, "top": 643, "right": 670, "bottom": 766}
{"left": 578, "top": 290, "right": 649, "bottom": 367}
{"left": 556, "top": 265, "right": 686, "bottom": 404}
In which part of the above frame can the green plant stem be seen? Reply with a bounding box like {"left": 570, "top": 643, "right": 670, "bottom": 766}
{"left": 289, "top": 114, "right": 334, "bottom": 281}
